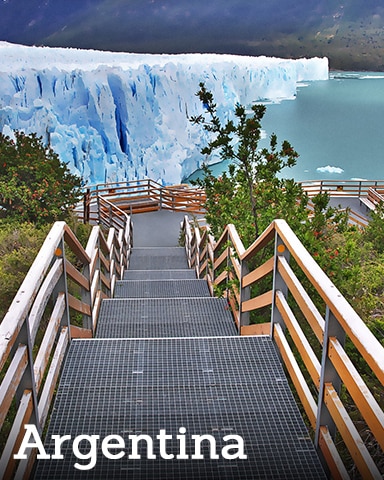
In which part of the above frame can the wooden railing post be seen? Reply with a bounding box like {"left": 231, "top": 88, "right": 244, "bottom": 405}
{"left": 315, "top": 307, "right": 346, "bottom": 444}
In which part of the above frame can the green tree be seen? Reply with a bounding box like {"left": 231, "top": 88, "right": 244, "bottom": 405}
{"left": 0, "top": 131, "right": 82, "bottom": 224}
{"left": 362, "top": 201, "right": 384, "bottom": 254}
{"left": 190, "top": 82, "right": 308, "bottom": 246}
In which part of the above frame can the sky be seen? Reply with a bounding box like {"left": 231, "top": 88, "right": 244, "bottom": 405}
{"left": 0, "top": 0, "right": 319, "bottom": 53}
{"left": 0, "top": 0, "right": 384, "bottom": 70}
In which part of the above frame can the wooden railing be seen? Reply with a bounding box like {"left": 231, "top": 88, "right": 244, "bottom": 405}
{"left": 80, "top": 178, "right": 384, "bottom": 231}
{"left": 79, "top": 178, "right": 384, "bottom": 228}
{"left": 183, "top": 217, "right": 384, "bottom": 479}
{"left": 359, "top": 187, "right": 384, "bottom": 211}
{"left": 300, "top": 179, "right": 384, "bottom": 198}
{"left": 81, "top": 179, "right": 206, "bottom": 223}
{"left": 0, "top": 203, "right": 132, "bottom": 479}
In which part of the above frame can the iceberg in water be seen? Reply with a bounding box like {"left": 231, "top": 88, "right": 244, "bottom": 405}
{"left": 0, "top": 42, "right": 329, "bottom": 185}
{"left": 316, "top": 165, "right": 344, "bottom": 174}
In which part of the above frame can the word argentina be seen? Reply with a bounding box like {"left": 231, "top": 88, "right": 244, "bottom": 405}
{"left": 15, "top": 425, "right": 247, "bottom": 471}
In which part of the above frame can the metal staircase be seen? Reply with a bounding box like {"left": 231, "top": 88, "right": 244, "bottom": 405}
{"left": 32, "top": 215, "right": 327, "bottom": 480}
{"left": 2, "top": 188, "right": 383, "bottom": 480}
{"left": 96, "top": 246, "right": 237, "bottom": 340}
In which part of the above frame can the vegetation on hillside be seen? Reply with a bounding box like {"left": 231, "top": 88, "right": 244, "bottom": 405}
{"left": 191, "top": 84, "right": 384, "bottom": 475}
{"left": 191, "top": 83, "right": 384, "bottom": 342}
{"left": 0, "top": 131, "right": 82, "bottom": 224}
{"left": 0, "top": 131, "right": 85, "bottom": 320}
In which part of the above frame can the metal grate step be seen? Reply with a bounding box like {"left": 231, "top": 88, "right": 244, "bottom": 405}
{"left": 34, "top": 336, "right": 326, "bottom": 480}
{"left": 96, "top": 297, "right": 237, "bottom": 338}
{"left": 114, "top": 279, "right": 210, "bottom": 298}
{"left": 129, "top": 255, "right": 189, "bottom": 270}
{"left": 130, "top": 247, "right": 187, "bottom": 257}
{"left": 124, "top": 269, "right": 196, "bottom": 280}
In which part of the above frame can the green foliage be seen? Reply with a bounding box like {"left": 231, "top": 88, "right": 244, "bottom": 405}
{"left": 190, "top": 82, "right": 309, "bottom": 247}
{"left": 0, "top": 131, "right": 82, "bottom": 224}
{"left": 190, "top": 85, "right": 384, "bottom": 474}
{"left": 190, "top": 83, "right": 384, "bottom": 344}
{"left": 363, "top": 201, "right": 384, "bottom": 254}
{"left": 0, "top": 216, "right": 92, "bottom": 321}
{"left": 0, "top": 220, "right": 49, "bottom": 319}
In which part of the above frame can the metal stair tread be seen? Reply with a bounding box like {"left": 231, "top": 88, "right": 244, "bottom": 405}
{"left": 34, "top": 336, "right": 327, "bottom": 480}
{"left": 96, "top": 297, "right": 237, "bottom": 338}
{"left": 114, "top": 279, "right": 211, "bottom": 298}
{"left": 129, "top": 255, "right": 189, "bottom": 270}
{"left": 130, "top": 246, "right": 187, "bottom": 257}
{"left": 124, "top": 269, "right": 196, "bottom": 280}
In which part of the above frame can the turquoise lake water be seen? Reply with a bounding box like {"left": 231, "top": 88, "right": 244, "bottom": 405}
{"left": 187, "top": 72, "right": 384, "bottom": 183}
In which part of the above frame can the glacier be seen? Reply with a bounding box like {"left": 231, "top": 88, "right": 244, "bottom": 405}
{"left": 0, "top": 42, "right": 328, "bottom": 185}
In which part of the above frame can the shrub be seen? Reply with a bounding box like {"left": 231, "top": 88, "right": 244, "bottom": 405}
{"left": 0, "top": 131, "right": 82, "bottom": 224}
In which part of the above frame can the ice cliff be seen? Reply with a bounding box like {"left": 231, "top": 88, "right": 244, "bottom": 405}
{"left": 0, "top": 42, "right": 328, "bottom": 185}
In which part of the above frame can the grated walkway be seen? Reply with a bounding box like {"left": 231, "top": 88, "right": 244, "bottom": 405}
{"left": 96, "top": 297, "right": 237, "bottom": 338}
{"left": 34, "top": 337, "right": 326, "bottom": 480}
{"left": 34, "top": 211, "right": 326, "bottom": 479}
{"left": 114, "top": 279, "right": 211, "bottom": 298}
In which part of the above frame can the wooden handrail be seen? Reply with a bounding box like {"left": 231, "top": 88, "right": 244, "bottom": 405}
{"left": 80, "top": 179, "right": 206, "bottom": 221}
{"left": 0, "top": 208, "right": 132, "bottom": 479}
{"left": 182, "top": 216, "right": 384, "bottom": 479}
{"left": 300, "top": 179, "right": 384, "bottom": 197}
{"left": 81, "top": 178, "right": 383, "bottom": 225}
{"left": 274, "top": 219, "right": 383, "bottom": 384}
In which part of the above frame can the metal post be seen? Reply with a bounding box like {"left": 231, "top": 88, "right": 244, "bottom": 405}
{"left": 16, "top": 318, "right": 41, "bottom": 434}
{"left": 194, "top": 227, "right": 200, "bottom": 277}
{"left": 54, "top": 238, "right": 71, "bottom": 333}
{"left": 226, "top": 231, "right": 231, "bottom": 303}
{"left": 159, "top": 185, "right": 163, "bottom": 209}
{"left": 82, "top": 261, "right": 93, "bottom": 331}
{"left": 239, "top": 258, "right": 250, "bottom": 332}
{"left": 96, "top": 193, "right": 101, "bottom": 225}
{"left": 271, "top": 232, "right": 290, "bottom": 335}
{"left": 83, "top": 188, "right": 90, "bottom": 224}
{"left": 109, "top": 204, "right": 113, "bottom": 228}
{"left": 315, "top": 306, "right": 346, "bottom": 446}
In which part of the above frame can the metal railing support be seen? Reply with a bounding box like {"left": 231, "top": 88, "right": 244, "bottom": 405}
{"left": 54, "top": 238, "right": 72, "bottom": 333}
{"left": 83, "top": 188, "right": 90, "bottom": 224}
{"left": 315, "top": 307, "right": 346, "bottom": 444}
{"left": 16, "top": 318, "right": 40, "bottom": 435}
{"left": 239, "top": 258, "right": 250, "bottom": 329}
{"left": 271, "top": 231, "right": 290, "bottom": 334}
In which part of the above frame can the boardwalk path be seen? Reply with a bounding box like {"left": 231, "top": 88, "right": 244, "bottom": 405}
{"left": 33, "top": 211, "right": 326, "bottom": 479}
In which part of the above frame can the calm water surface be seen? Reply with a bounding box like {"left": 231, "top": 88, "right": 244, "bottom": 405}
{"left": 187, "top": 72, "right": 384, "bottom": 183}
